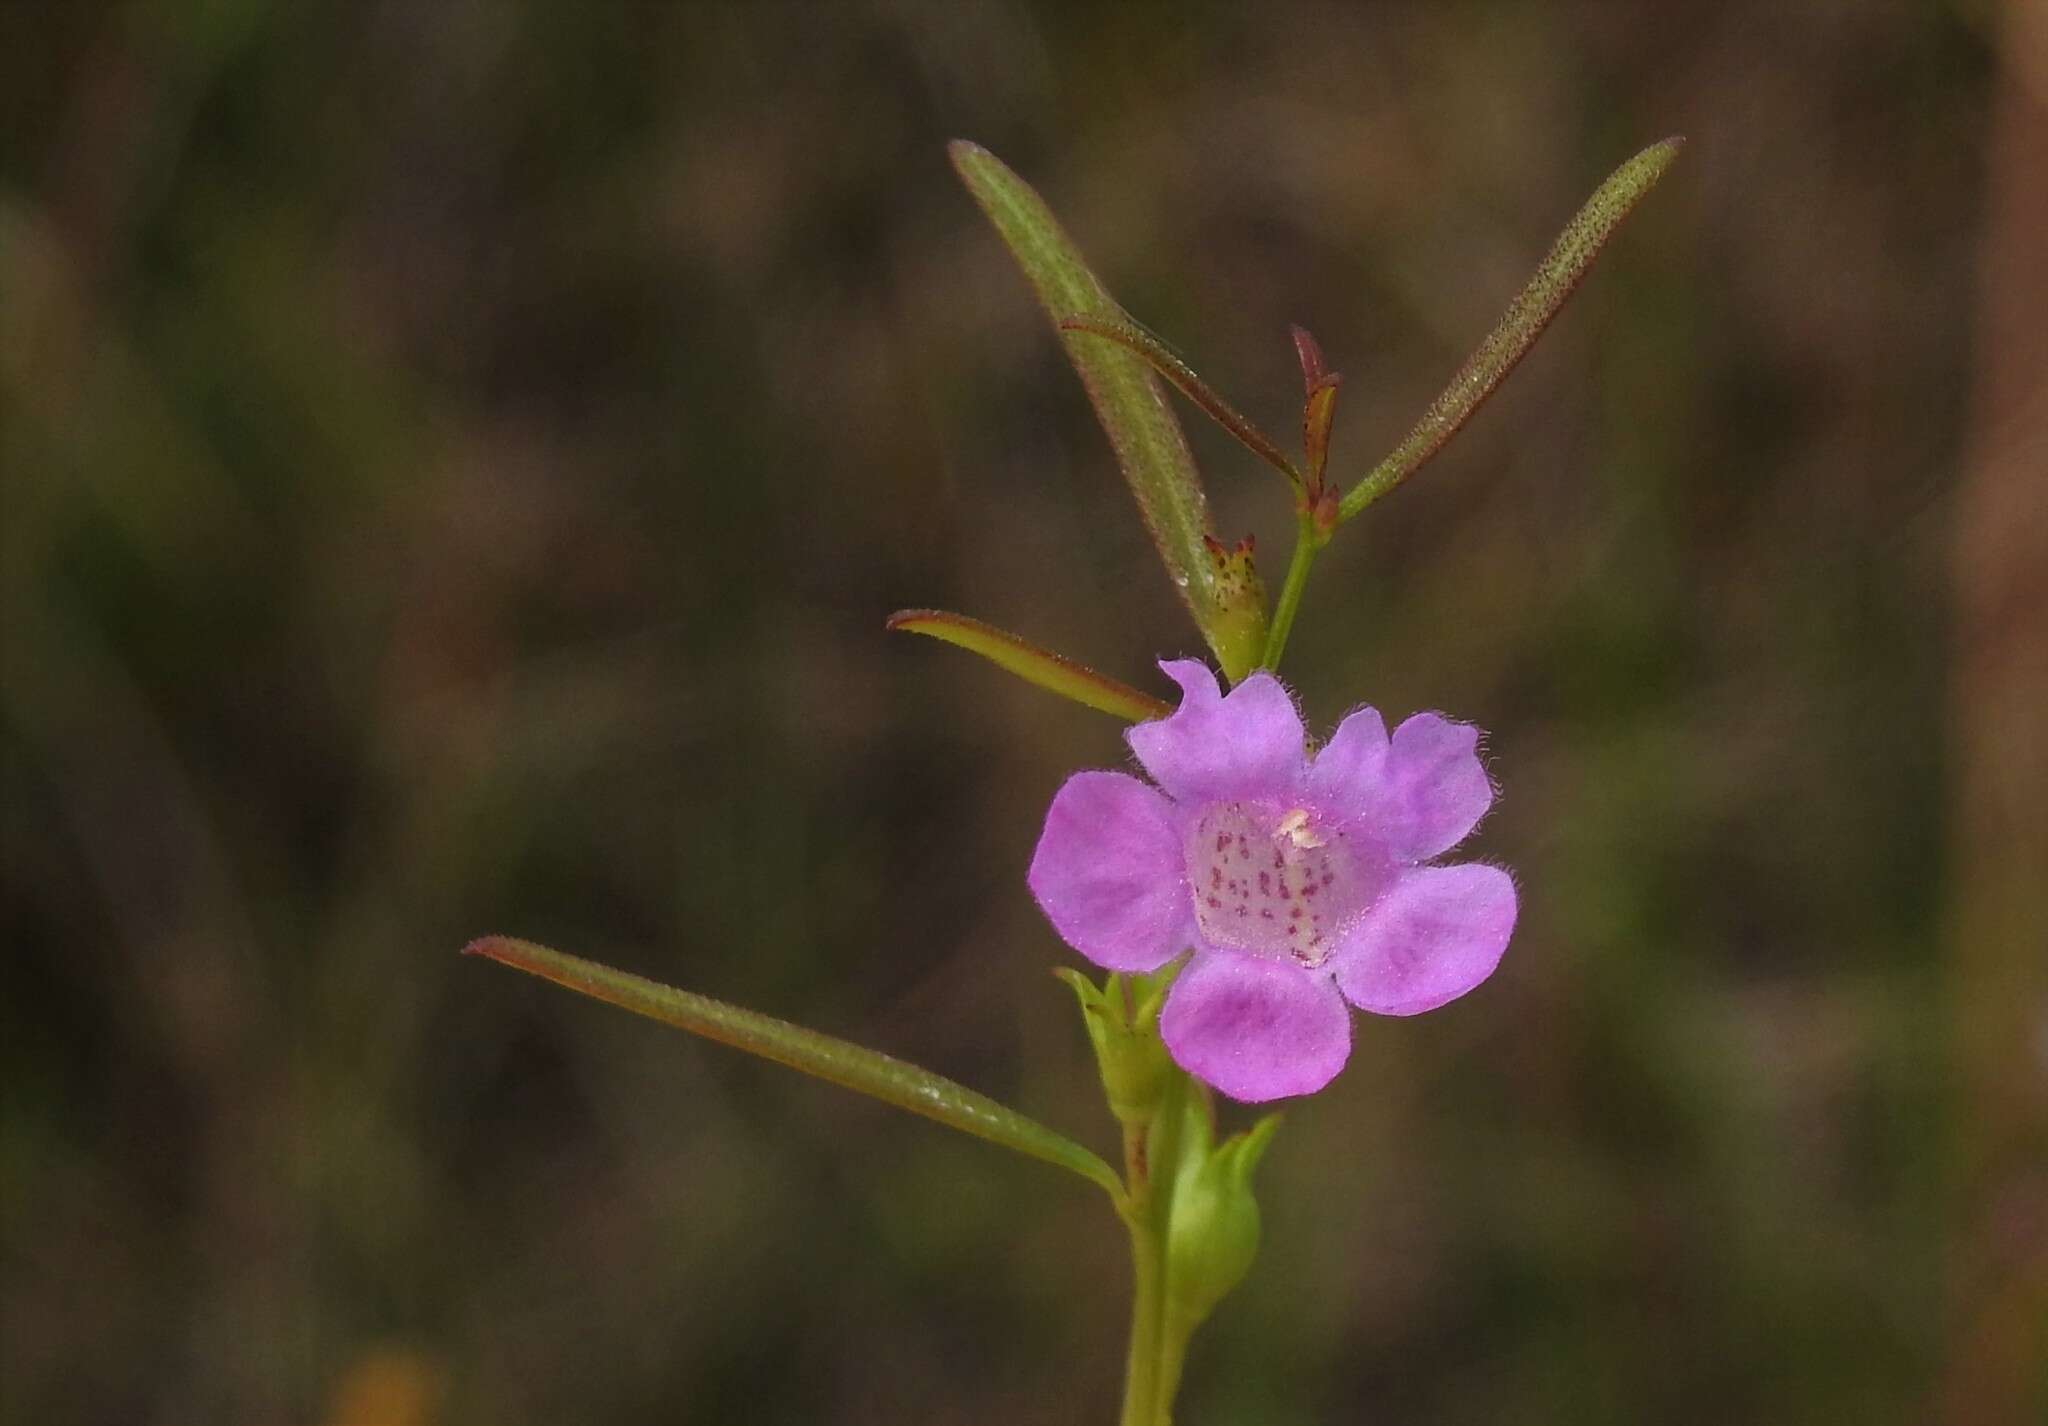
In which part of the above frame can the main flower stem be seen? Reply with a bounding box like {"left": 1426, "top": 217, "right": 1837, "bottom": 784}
{"left": 1118, "top": 1071, "right": 1193, "bottom": 1426}
{"left": 1259, "top": 511, "right": 1326, "bottom": 672}
{"left": 1120, "top": 1170, "right": 1168, "bottom": 1425}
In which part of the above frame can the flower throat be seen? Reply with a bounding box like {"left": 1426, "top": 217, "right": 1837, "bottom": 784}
{"left": 1185, "top": 801, "right": 1375, "bottom": 967}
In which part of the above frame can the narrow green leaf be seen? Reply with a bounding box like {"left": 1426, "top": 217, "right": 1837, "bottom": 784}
{"left": 1339, "top": 136, "right": 1686, "bottom": 521}
{"left": 887, "top": 608, "right": 1171, "bottom": 721}
{"left": 949, "top": 141, "right": 1263, "bottom": 680}
{"left": 466, "top": 936, "right": 1126, "bottom": 1202}
{"left": 1059, "top": 315, "right": 1304, "bottom": 489}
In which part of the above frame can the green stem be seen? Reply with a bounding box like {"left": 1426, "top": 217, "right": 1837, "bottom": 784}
{"left": 1120, "top": 1203, "right": 1168, "bottom": 1426}
{"left": 1146, "top": 1081, "right": 1214, "bottom": 1420}
{"left": 1153, "top": 1318, "right": 1194, "bottom": 1421}
{"left": 1258, "top": 513, "right": 1325, "bottom": 672}
{"left": 1118, "top": 1072, "right": 1190, "bottom": 1426}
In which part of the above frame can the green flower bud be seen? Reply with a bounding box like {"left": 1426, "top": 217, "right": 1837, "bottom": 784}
{"left": 1165, "top": 1113, "right": 1281, "bottom": 1330}
{"left": 1201, "top": 535, "right": 1269, "bottom": 684}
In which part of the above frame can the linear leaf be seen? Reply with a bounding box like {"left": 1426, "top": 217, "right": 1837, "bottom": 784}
{"left": 1059, "top": 315, "right": 1303, "bottom": 487}
{"left": 1339, "top": 137, "right": 1685, "bottom": 521}
{"left": 887, "top": 608, "right": 1171, "bottom": 721}
{"left": 950, "top": 141, "right": 1260, "bottom": 678}
{"left": 466, "top": 936, "right": 1126, "bottom": 1202}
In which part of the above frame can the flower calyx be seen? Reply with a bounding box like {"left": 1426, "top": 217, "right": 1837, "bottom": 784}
{"left": 1057, "top": 966, "right": 1179, "bottom": 1130}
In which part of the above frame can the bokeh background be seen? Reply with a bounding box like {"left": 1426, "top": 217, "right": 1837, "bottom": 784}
{"left": 4, "top": 1, "right": 2044, "bottom": 1422}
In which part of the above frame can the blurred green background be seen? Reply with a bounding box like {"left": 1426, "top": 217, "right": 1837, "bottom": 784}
{"left": 4, "top": 1, "right": 2044, "bottom": 1422}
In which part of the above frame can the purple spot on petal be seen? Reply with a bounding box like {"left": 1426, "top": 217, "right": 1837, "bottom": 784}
{"left": 1183, "top": 801, "right": 1390, "bottom": 968}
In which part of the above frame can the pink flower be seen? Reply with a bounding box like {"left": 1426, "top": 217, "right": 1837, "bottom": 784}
{"left": 1028, "top": 661, "right": 1516, "bottom": 1103}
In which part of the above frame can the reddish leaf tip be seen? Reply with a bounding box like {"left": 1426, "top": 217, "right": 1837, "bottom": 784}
{"left": 1290, "top": 325, "right": 1329, "bottom": 390}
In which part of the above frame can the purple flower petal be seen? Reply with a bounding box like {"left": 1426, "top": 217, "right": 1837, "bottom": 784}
{"left": 1159, "top": 950, "right": 1351, "bottom": 1102}
{"left": 1333, "top": 863, "right": 1516, "bottom": 1016}
{"left": 1305, "top": 704, "right": 1389, "bottom": 814}
{"left": 1321, "top": 712, "right": 1492, "bottom": 861}
{"left": 1128, "top": 660, "right": 1306, "bottom": 804}
{"left": 1027, "top": 771, "right": 1189, "bottom": 972}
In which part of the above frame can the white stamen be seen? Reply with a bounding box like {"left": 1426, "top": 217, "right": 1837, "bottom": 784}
{"left": 1276, "top": 807, "right": 1324, "bottom": 849}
